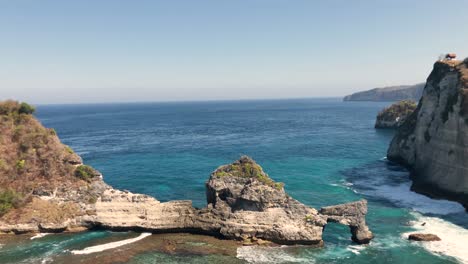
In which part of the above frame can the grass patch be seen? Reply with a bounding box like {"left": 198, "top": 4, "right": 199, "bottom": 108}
{"left": 214, "top": 156, "right": 284, "bottom": 190}
{"left": 64, "top": 145, "right": 74, "bottom": 154}
{"left": 74, "top": 165, "right": 98, "bottom": 182}
{"left": 16, "top": 159, "right": 25, "bottom": 170}
{"left": 0, "top": 189, "right": 22, "bottom": 216}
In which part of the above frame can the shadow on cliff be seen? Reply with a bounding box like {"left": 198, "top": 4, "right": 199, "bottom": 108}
{"left": 341, "top": 159, "right": 468, "bottom": 228}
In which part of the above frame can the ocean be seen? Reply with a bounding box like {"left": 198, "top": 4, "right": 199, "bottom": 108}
{"left": 0, "top": 98, "right": 467, "bottom": 263}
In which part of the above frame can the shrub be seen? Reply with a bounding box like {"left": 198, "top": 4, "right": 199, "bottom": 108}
{"left": 274, "top": 182, "right": 285, "bottom": 190}
{"left": 214, "top": 157, "right": 283, "bottom": 189}
{"left": 18, "top": 102, "right": 35, "bottom": 115}
{"left": 65, "top": 145, "right": 74, "bottom": 154}
{"left": 75, "top": 165, "right": 97, "bottom": 181}
{"left": 87, "top": 196, "right": 97, "bottom": 204}
{"left": 0, "top": 189, "right": 22, "bottom": 216}
{"left": 0, "top": 159, "right": 6, "bottom": 171}
{"left": 304, "top": 214, "right": 313, "bottom": 222}
{"left": 0, "top": 100, "right": 20, "bottom": 115}
{"left": 0, "top": 101, "right": 35, "bottom": 116}
{"left": 16, "top": 159, "right": 25, "bottom": 170}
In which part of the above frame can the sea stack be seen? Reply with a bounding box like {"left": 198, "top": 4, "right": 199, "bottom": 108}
{"left": 375, "top": 100, "right": 417, "bottom": 128}
{"left": 387, "top": 58, "right": 468, "bottom": 209}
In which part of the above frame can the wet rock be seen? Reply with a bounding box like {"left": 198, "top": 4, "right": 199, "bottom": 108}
{"left": 408, "top": 233, "right": 441, "bottom": 241}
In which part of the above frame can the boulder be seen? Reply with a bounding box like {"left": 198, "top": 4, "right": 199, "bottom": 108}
{"left": 408, "top": 233, "right": 441, "bottom": 242}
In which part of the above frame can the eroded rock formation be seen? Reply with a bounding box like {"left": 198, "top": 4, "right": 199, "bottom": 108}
{"left": 387, "top": 59, "right": 468, "bottom": 209}
{"left": 375, "top": 100, "right": 417, "bottom": 128}
{"left": 1, "top": 155, "right": 374, "bottom": 245}
{"left": 320, "top": 200, "right": 374, "bottom": 244}
{"left": 0, "top": 102, "right": 373, "bottom": 245}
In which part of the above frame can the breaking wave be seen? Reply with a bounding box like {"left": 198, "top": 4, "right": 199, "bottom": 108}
{"left": 30, "top": 233, "right": 51, "bottom": 240}
{"left": 236, "top": 246, "right": 313, "bottom": 264}
{"left": 402, "top": 212, "right": 468, "bottom": 263}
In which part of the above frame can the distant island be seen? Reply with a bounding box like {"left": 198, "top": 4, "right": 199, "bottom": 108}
{"left": 343, "top": 83, "right": 425, "bottom": 102}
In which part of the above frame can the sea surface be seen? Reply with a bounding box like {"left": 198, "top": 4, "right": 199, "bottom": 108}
{"left": 1, "top": 98, "right": 467, "bottom": 264}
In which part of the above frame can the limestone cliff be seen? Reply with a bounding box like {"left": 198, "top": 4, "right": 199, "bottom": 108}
{"left": 375, "top": 100, "right": 417, "bottom": 129}
{"left": 0, "top": 102, "right": 373, "bottom": 245}
{"left": 387, "top": 59, "right": 468, "bottom": 209}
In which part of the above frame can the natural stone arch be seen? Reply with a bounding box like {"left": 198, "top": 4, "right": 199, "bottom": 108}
{"left": 320, "top": 200, "right": 374, "bottom": 244}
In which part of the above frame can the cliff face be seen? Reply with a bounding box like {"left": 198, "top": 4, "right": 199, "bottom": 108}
{"left": 344, "top": 83, "right": 425, "bottom": 102}
{"left": 375, "top": 100, "right": 417, "bottom": 128}
{"left": 0, "top": 103, "right": 373, "bottom": 245}
{"left": 387, "top": 59, "right": 468, "bottom": 209}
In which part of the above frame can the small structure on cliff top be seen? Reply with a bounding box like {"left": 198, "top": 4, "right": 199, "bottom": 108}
{"left": 445, "top": 53, "right": 457, "bottom": 60}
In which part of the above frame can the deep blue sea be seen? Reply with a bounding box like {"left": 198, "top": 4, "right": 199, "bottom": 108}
{"left": 1, "top": 98, "right": 467, "bottom": 264}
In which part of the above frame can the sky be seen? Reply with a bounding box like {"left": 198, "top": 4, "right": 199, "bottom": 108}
{"left": 1, "top": 0, "right": 468, "bottom": 104}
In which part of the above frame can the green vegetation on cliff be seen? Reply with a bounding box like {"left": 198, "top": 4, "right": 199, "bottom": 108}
{"left": 0, "top": 100, "right": 100, "bottom": 217}
{"left": 375, "top": 100, "right": 417, "bottom": 128}
{"left": 213, "top": 156, "right": 284, "bottom": 190}
{"left": 75, "top": 165, "right": 99, "bottom": 182}
{"left": 0, "top": 189, "right": 22, "bottom": 216}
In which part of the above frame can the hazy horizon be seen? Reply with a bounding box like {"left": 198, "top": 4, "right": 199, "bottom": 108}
{"left": 1, "top": 0, "right": 467, "bottom": 104}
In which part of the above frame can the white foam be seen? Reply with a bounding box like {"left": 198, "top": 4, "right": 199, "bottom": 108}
{"left": 236, "top": 246, "right": 312, "bottom": 264}
{"left": 375, "top": 183, "right": 465, "bottom": 215}
{"left": 70, "top": 232, "right": 151, "bottom": 255}
{"left": 41, "top": 257, "right": 53, "bottom": 264}
{"left": 402, "top": 212, "right": 468, "bottom": 263}
{"left": 354, "top": 174, "right": 465, "bottom": 215}
{"left": 346, "top": 244, "right": 365, "bottom": 255}
{"left": 31, "top": 233, "right": 51, "bottom": 240}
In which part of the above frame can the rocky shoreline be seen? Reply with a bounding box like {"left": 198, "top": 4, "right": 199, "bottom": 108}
{"left": 0, "top": 156, "right": 374, "bottom": 246}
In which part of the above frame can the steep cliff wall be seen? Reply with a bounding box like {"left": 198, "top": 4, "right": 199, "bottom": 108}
{"left": 387, "top": 59, "right": 468, "bottom": 209}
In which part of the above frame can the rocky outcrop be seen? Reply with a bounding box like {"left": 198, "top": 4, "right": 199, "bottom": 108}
{"left": 320, "top": 200, "right": 374, "bottom": 244}
{"left": 81, "top": 157, "right": 373, "bottom": 245}
{"left": 344, "top": 83, "right": 425, "bottom": 102}
{"left": 408, "top": 233, "right": 441, "bottom": 242}
{"left": 375, "top": 100, "right": 417, "bottom": 128}
{"left": 387, "top": 59, "right": 468, "bottom": 209}
{"left": 1, "top": 154, "right": 374, "bottom": 245}
{"left": 198, "top": 156, "right": 325, "bottom": 245}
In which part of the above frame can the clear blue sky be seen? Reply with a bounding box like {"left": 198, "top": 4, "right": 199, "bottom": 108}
{"left": 1, "top": 0, "right": 467, "bottom": 104}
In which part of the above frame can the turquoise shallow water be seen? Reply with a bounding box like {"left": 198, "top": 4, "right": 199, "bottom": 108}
{"left": 1, "top": 98, "right": 467, "bottom": 263}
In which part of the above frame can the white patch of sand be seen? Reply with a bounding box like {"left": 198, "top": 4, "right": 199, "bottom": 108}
{"left": 71, "top": 232, "right": 151, "bottom": 255}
